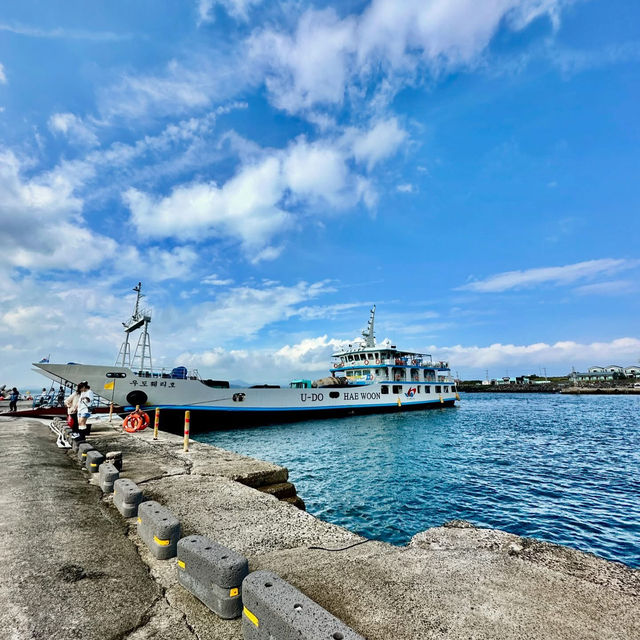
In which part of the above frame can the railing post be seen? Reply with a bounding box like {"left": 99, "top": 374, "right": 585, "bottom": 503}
{"left": 153, "top": 408, "right": 160, "bottom": 440}
{"left": 183, "top": 410, "right": 190, "bottom": 452}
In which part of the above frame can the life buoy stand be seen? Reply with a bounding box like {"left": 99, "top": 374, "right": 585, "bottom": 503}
{"left": 123, "top": 410, "right": 150, "bottom": 433}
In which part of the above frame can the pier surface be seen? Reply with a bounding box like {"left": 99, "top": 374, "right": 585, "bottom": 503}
{"left": 0, "top": 416, "right": 638, "bottom": 640}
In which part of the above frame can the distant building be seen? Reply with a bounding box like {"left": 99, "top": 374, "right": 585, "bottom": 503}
{"left": 570, "top": 363, "right": 640, "bottom": 381}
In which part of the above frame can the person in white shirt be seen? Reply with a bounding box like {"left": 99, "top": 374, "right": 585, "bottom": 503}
{"left": 77, "top": 382, "right": 94, "bottom": 437}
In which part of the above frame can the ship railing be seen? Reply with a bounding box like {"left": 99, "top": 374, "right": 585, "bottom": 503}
{"left": 134, "top": 367, "right": 201, "bottom": 380}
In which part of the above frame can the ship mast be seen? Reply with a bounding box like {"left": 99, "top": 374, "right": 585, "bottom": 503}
{"left": 361, "top": 305, "right": 376, "bottom": 348}
{"left": 116, "top": 282, "right": 153, "bottom": 373}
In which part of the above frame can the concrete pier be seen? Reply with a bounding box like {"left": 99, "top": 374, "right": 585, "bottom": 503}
{"left": 0, "top": 415, "right": 638, "bottom": 640}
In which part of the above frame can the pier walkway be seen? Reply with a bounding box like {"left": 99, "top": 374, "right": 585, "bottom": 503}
{"left": 0, "top": 416, "right": 638, "bottom": 640}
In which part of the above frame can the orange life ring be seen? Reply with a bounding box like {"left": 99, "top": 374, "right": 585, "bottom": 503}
{"left": 123, "top": 410, "right": 150, "bottom": 433}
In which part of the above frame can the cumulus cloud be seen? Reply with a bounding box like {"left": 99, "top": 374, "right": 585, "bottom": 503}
{"left": 123, "top": 119, "right": 404, "bottom": 257}
{"left": 458, "top": 259, "right": 639, "bottom": 293}
{"left": 0, "top": 149, "right": 116, "bottom": 273}
{"left": 48, "top": 112, "right": 99, "bottom": 147}
{"left": 250, "top": 0, "right": 565, "bottom": 115}
{"left": 435, "top": 337, "right": 640, "bottom": 375}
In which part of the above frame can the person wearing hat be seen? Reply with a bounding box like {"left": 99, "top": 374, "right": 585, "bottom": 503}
{"left": 76, "top": 382, "right": 94, "bottom": 439}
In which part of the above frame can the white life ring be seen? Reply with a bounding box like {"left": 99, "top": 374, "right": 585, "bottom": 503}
{"left": 364, "top": 360, "right": 369, "bottom": 365}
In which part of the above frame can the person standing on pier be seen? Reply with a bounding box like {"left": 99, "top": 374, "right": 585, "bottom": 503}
{"left": 77, "top": 382, "right": 94, "bottom": 438}
{"left": 9, "top": 388, "right": 19, "bottom": 412}
{"left": 65, "top": 383, "right": 83, "bottom": 432}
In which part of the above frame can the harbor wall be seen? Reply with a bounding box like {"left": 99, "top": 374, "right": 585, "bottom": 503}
{"left": 0, "top": 415, "right": 638, "bottom": 640}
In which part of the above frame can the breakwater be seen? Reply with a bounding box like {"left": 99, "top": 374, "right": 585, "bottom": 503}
{"left": 0, "top": 414, "right": 638, "bottom": 640}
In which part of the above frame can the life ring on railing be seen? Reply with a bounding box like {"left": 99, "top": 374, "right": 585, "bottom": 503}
{"left": 375, "top": 359, "right": 381, "bottom": 364}
{"left": 123, "top": 410, "right": 150, "bottom": 433}
{"left": 364, "top": 360, "right": 369, "bottom": 365}
{"left": 412, "top": 359, "right": 417, "bottom": 365}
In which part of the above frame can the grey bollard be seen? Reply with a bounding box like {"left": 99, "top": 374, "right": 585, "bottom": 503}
{"left": 85, "top": 449, "right": 104, "bottom": 473}
{"left": 241, "top": 571, "right": 365, "bottom": 640}
{"left": 105, "top": 451, "right": 123, "bottom": 471}
{"left": 77, "top": 443, "right": 94, "bottom": 464}
{"left": 98, "top": 462, "right": 119, "bottom": 493}
{"left": 137, "top": 501, "right": 180, "bottom": 560}
{"left": 113, "top": 478, "right": 143, "bottom": 518}
{"left": 177, "top": 535, "right": 248, "bottom": 619}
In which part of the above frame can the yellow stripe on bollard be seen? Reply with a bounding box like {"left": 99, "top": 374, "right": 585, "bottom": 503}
{"left": 153, "top": 408, "right": 160, "bottom": 441}
{"left": 153, "top": 536, "right": 170, "bottom": 547}
{"left": 243, "top": 606, "right": 259, "bottom": 627}
{"left": 137, "top": 517, "right": 142, "bottom": 524}
{"left": 177, "top": 560, "right": 186, "bottom": 569}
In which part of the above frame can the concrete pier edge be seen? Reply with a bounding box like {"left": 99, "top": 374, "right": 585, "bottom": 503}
{"left": 0, "top": 414, "right": 638, "bottom": 640}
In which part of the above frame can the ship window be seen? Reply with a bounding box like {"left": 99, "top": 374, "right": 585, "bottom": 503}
{"left": 393, "top": 385, "right": 402, "bottom": 394}
{"left": 348, "top": 355, "right": 354, "bottom": 361}
{"left": 329, "top": 391, "right": 339, "bottom": 399}
{"left": 436, "top": 385, "right": 442, "bottom": 393}
{"left": 425, "top": 386, "right": 430, "bottom": 393}
{"left": 381, "top": 385, "right": 389, "bottom": 394}
{"left": 452, "top": 385, "right": 456, "bottom": 391}
{"left": 417, "top": 386, "right": 421, "bottom": 393}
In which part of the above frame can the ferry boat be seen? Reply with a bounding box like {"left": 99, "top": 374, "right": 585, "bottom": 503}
{"left": 34, "top": 287, "right": 458, "bottom": 430}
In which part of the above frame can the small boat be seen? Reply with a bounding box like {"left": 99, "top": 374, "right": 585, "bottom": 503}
{"left": 33, "top": 286, "right": 458, "bottom": 430}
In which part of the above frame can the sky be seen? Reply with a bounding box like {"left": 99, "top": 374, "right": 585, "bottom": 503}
{"left": 1, "top": 0, "right": 639, "bottom": 388}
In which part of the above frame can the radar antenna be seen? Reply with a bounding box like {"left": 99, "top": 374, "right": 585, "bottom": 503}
{"left": 116, "top": 282, "right": 153, "bottom": 373}
{"left": 361, "top": 305, "right": 376, "bottom": 348}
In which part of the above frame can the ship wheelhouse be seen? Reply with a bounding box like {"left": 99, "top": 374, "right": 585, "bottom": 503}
{"left": 328, "top": 306, "right": 454, "bottom": 387}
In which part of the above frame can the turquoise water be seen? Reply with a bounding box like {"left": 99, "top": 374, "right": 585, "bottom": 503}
{"left": 197, "top": 393, "right": 640, "bottom": 568}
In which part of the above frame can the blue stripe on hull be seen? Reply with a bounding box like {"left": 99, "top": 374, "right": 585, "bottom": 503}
{"left": 136, "top": 399, "right": 457, "bottom": 431}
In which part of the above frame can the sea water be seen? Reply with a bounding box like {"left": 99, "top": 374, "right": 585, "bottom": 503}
{"left": 198, "top": 393, "right": 640, "bottom": 568}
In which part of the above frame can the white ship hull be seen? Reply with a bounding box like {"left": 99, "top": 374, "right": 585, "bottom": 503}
{"left": 34, "top": 362, "right": 458, "bottom": 429}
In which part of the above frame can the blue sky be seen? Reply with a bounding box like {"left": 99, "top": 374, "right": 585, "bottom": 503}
{"left": 1, "top": 0, "right": 639, "bottom": 387}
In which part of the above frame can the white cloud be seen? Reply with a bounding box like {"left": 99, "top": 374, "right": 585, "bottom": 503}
{"left": 351, "top": 117, "right": 407, "bottom": 170}
{"left": 574, "top": 280, "right": 637, "bottom": 296}
{"left": 435, "top": 337, "right": 640, "bottom": 375}
{"left": 459, "top": 259, "right": 639, "bottom": 293}
{"left": 197, "top": 0, "right": 262, "bottom": 24}
{"left": 0, "top": 62, "right": 6, "bottom": 84}
{"left": 98, "top": 60, "right": 246, "bottom": 121}
{"left": 250, "top": 0, "right": 565, "bottom": 115}
{"left": 397, "top": 183, "right": 414, "bottom": 193}
{"left": 48, "top": 112, "right": 99, "bottom": 148}
{"left": 122, "top": 121, "right": 399, "bottom": 257}
{"left": 0, "top": 149, "right": 116, "bottom": 273}
{"left": 123, "top": 156, "right": 291, "bottom": 257}
{"left": 177, "top": 334, "right": 348, "bottom": 383}
{"left": 249, "top": 8, "right": 357, "bottom": 114}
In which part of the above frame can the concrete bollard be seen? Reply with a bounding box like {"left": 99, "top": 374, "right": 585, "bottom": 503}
{"left": 177, "top": 535, "right": 248, "bottom": 619}
{"left": 98, "top": 462, "right": 119, "bottom": 493}
{"left": 77, "top": 443, "right": 95, "bottom": 464}
{"left": 137, "top": 501, "right": 181, "bottom": 560}
{"left": 85, "top": 449, "right": 105, "bottom": 473}
{"left": 241, "top": 571, "right": 365, "bottom": 640}
{"left": 105, "top": 450, "right": 123, "bottom": 471}
{"left": 113, "top": 478, "right": 143, "bottom": 518}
